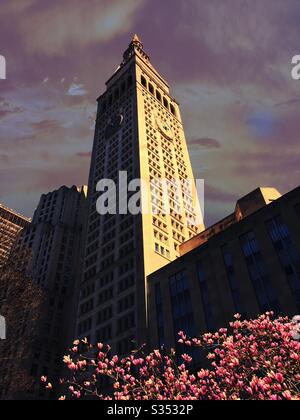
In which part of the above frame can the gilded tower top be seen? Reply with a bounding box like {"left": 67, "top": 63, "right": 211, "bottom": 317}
{"left": 121, "top": 34, "right": 150, "bottom": 66}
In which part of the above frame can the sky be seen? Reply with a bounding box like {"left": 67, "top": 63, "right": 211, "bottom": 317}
{"left": 0, "top": 0, "right": 299, "bottom": 226}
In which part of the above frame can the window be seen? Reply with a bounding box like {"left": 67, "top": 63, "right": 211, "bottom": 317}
{"left": 117, "top": 312, "right": 135, "bottom": 334}
{"left": 149, "top": 83, "right": 154, "bottom": 95}
{"left": 170, "top": 104, "right": 176, "bottom": 116}
{"left": 96, "top": 324, "right": 112, "bottom": 342}
{"left": 156, "top": 91, "right": 162, "bottom": 102}
{"left": 169, "top": 271, "right": 195, "bottom": 336}
{"left": 163, "top": 97, "right": 169, "bottom": 109}
{"left": 240, "top": 231, "right": 280, "bottom": 314}
{"left": 155, "top": 284, "right": 164, "bottom": 346}
{"left": 266, "top": 216, "right": 300, "bottom": 310}
{"left": 221, "top": 245, "right": 245, "bottom": 315}
{"left": 141, "top": 75, "right": 147, "bottom": 88}
{"left": 197, "top": 262, "right": 215, "bottom": 331}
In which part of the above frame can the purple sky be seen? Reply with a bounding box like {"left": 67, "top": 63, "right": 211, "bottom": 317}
{"left": 0, "top": 0, "right": 300, "bottom": 226}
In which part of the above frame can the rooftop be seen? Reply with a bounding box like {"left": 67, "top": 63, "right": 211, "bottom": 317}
{"left": 180, "top": 187, "right": 282, "bottom": 256}
{"left": 0, "top": 203, "right": 31, "bottom": 222}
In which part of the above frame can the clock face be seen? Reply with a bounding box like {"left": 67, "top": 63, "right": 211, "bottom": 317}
{"left": 105, "top": 114, "right": 124, "bottom": 139}
{"left": 156, "top": 118, "right": 173, "bottom": 140}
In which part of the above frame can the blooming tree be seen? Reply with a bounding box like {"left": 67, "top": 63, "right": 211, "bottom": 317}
{"left": 42, "top": 313, "right": 300, "bottom": 400}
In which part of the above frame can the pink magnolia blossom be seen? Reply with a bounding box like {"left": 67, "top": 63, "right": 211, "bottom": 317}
{"left": 42, "top": 313, "right": 300, "bottom": 401}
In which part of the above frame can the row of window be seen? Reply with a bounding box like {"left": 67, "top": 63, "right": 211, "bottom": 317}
{"left": 100, "top": 75, "right": 133, "bottom": 113}
{"left": 156, "top": 210, "right": 300, "bottom": 342}
{"left": 141, "top": 75, "right": 177, "bottom": 116}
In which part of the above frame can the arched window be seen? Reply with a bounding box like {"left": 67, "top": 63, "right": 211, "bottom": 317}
{"left": 156, "top": 91, "right": 162, "bottom": 102}
{"left": 170, "top": 104, "right": 176, "bottom": 116}
{"left": 163, "top": 97, "right": 169, "bottom": 109}
{"left": 149, "top": 83, "right": 154, "bottom": 95}
{"left": 141, "top": 75, "right": 147, "bottom": 88}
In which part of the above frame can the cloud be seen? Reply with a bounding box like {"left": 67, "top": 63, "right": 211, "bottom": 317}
{"left": 0, "top": 0, "right": 300, "bottom": 224}
{"left": 76, "top": 152, "right": 92, "bottom": 158}
{"left": 67, "top": 83, "right": 88, "bottom": 97}
{"left": 0, "top": 99, "right": 22, "bottom": 120}
{"left": 0, "top": 0, "right": 37, "bottom": 15}
{"left": 246, "top": 111, "right": 279, "bottom": 138}
{"left": 18, "top": 0, "right": 143, "bottom": 55}
{"left": 205, "top": 184, "right": 239, "bottom": 204}
{"left": 189, "top": 137, "right": 221, "bottom": 149}
{"left": 31, "top": 119, "right": 61, "bottom": 131}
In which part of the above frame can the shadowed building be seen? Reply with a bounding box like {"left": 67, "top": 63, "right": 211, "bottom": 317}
{"left": 76, "top": 35, "right": 204, "bottom": 352}
{"left": 15, "top": 185, "right": 87, "bottom": 399}
{"left": 0, "top": 204, "right": 30, "bottom": 268}
{"left": 148, "top": 186, "right": 300, "bottom": 350}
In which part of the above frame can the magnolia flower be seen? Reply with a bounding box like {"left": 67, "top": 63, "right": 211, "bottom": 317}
{"left": 41, "top": 313, "right": 300, "bottom": 401}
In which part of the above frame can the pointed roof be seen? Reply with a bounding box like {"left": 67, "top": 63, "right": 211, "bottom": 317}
{"left": 121, "top": 33, "right": 149, "bottom": 65}
{"left": 132, "top": 34, "right": 141, "bottom": 43}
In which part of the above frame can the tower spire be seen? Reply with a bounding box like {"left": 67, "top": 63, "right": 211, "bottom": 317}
{"left": 121, "top": 34, "right": 150, "bottom": 66}
{"left": 132, "top": 34, "right": 141, "bottom": 43}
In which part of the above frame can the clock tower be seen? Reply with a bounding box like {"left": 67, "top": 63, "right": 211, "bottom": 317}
{"left": 76, "top": 35, "right": 204, "bottom": 352}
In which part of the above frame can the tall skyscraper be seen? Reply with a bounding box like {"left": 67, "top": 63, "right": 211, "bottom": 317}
{"left": 0, "top": 204, "right": 30, "bottom": 268}
{"left": 15, "top": 185, "right": 87, "bottom": 399}
{"left": 77, "top": 36, "right": 204, "bottom": 353}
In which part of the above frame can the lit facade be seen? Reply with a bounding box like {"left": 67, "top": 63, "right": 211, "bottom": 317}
{"left": 0, "top": 204, "right": 30, "bottom": 268}
{"left": 77, "top": 35, "right": 204, "bottom": 353}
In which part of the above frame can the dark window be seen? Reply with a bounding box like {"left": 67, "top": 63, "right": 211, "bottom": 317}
{"left": 141, "top": 75, "right": 147, "bottom": 88}
{"left": 240, "top": 231, "right": 280, "bottom": 314}
{"left": 163, "top": 97, "right": 169, "bottom": 109}
{"left": 156, "top": 91, "right": 162, "bottom": 102}
{"left": 155, "top": 284, "right": 164, "bottom": 346}
{"left": 221, "top": 244, "right": 245, "bottom": 315}
{"left": 170, "top": 104, "right": 176, "bottom": 116}
{"left": 266, "top": 216, "right": 300, "bottom": 310}
{"left": 169, "top": 271, "right": 195, "bottom": 337}
{"left": 149, "top": 83, "right": 154, "bottom": 95}
{"left": 197, "top": 262, "right": 215, "bottom": 331}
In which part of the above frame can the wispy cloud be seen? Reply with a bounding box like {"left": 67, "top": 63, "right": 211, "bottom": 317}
{"left": 189, "top": 137, "right": 221, "bottom": 149}
{"left": 67, "top": 83, "right": 88, "bottom": 97}
{"left": 0, "top": 0, "right": 299, "bottom": 224}
{"left": 17, "top": 0, "right": 143, "bottom": 55}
